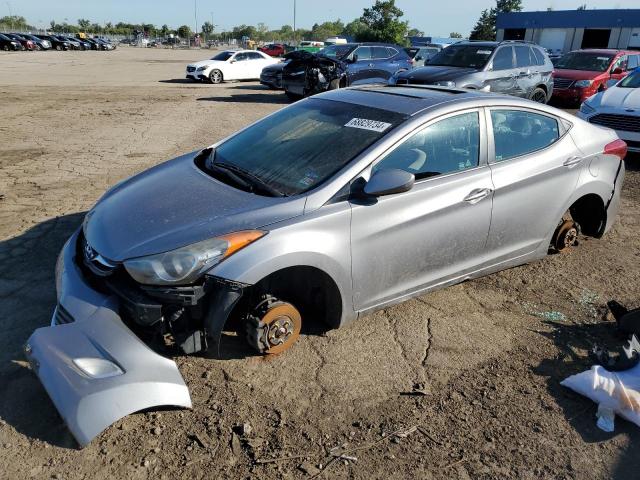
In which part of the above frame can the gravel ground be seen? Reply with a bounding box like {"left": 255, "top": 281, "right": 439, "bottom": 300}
{"left": 0, "top": 46, "right": 639, "bottom": 480}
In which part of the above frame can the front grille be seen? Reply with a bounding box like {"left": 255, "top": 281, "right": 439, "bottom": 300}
{"left": 187, "top": 66, "right": 196, "bottom": 73}
{"left": 588, "top": 114, "right": 640, "bottom": 133}
{"left": 553, "top": 78, "right": 574, "bottom": 89}
{"left": 53, "top": 304, "right": 75, "bottom": 325}
{"left": 80, "top": 234, "right": 117, "bottom": 277}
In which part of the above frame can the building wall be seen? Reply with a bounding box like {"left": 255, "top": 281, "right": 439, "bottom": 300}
{"left": 496, "top": 26, "right": 638, "bottom": 52}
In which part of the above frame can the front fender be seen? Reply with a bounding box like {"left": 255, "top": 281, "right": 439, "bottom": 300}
{"left": 209, "top": 203, "right": 356, "bottom": 327}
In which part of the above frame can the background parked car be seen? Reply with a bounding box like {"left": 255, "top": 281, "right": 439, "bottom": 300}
{"left": 412, "top": 45, "right": 443, "bottom": 66}
{"left": 57, "top": 36, "right": 82, "bottom": 50}
{"left": 37, "top": 35, "right": 70, "bottom": 51}
{"left": 259, "top": 43, "right": 285, "bottom": 57}
{"left": 552, "top": 49, "right": 640, "bottom": 106}
{"left": 283, "top": 43, "right": 413, "bottom": 98}
{"left": 186, "top": 49, "right": 279, "bottom": 84}
{"left": 391, "top": 40, "right": 554, "bottom": 104}
{"left": 5, "top": 33, "right": 35, "bottom": 51}
{"left": 577, "top": 67, "right": 640, "bottom": 153}
{"left": 19, "top": 33, "right": 51, "bottom": 50}
{"left": 0, "top": 33, "right": 22, "bottom": 51}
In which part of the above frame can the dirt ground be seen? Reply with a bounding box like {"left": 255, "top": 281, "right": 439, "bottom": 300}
{"left": 1, "top": 46, "right": 639, "bottom": 480}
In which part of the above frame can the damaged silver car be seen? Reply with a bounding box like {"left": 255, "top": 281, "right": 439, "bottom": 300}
{"left": 26, "top": 85, "right": 626, "bottom": 446}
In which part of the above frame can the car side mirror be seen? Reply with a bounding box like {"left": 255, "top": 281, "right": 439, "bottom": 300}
{"left": 350, "top": 54, "right": 358, "bottom": 63}
{"left": 415, "top": 55, "right": 423, "bottom": 61}
{"left": 363, "top": 169, "right": 415, "bottom": 197}
{"left": 230, "top": 59, "right": 236, "bottom": 63}
{"left": 611, "top": 67, "right": 623, "bottom": 75}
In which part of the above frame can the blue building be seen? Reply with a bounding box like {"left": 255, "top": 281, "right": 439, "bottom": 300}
{"left": 496, "top": 9, "right": 640, "bottom": 55}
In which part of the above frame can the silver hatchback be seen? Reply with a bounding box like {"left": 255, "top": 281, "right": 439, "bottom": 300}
{"left": 27, "top": 85, "right": 626, "bottom": 446}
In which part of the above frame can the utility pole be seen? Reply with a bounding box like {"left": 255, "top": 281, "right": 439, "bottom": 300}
{"left": 293, "top": 0, "right": 296, "bottom": 43}
{"left": 193, "top": 0, "right": 197, "bottom": 47}
{"left": 6, "top": 2, "right": 13, "bottom": 31}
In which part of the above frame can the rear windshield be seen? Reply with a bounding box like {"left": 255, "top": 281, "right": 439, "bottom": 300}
{"left": 619, "top": 70, "right": 640, "bottom": 88}
{"left": 211, "top": 51, "right": 233, "bottom": 61}
{"left": 208, "top": 99, "right": 408, "bottom": 196}
{"left": 555, "top": 52, "right": 614, "bottom": 72}
{"left": 426, "top": 44, "right": 495, "bottom": 68}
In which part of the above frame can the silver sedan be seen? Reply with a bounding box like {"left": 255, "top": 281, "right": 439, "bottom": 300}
{"left": 27, "top": 85, "right": 626, "bottom": 446}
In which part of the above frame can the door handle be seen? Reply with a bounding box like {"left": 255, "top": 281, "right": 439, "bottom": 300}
{"left": 563, "top": 156, "right": 583, "bottom": 167}
{"left": 464, "top": 188, "right": 493, "bottom": 204}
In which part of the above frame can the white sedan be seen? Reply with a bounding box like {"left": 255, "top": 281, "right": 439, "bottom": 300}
{"left": 185, "top": 50, "right": 280, "bottom": 84}
{"left": 577, "top": 68, "right": 640, "bottom": 153}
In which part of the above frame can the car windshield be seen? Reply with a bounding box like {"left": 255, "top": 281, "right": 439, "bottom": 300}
{"left": 426, "top": 44, "right": 495, "bottom": 68}
{"left": 0, "top": 33, "right": 9, "bottom": 40}
{"left": 619, "top": 70, "right": 640, "bottom": 88}
{"left": 318, "top": 44, "right": 355, "bottom": 60}
{"left": 555, "top": 52, "right": 614, "bottom": 72}
{"left": 206, "top": 98, "right": 408, "bottom": 196}
{"left": 211, "top": 51, "right": 233, "bottom": 61}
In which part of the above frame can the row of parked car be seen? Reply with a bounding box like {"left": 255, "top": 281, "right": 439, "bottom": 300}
{"left": 185, "top": 40, "right": 640, "bottom": 153}
{"left": 0, "top": 33, "right": 116, "bottom": 51}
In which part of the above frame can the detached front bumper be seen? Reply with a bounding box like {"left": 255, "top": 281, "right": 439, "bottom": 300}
{"left": 25, "top": 230, "right": 192, "bottom": 447}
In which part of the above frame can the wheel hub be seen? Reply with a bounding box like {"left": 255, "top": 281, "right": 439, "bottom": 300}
{"left": 245, "top": 296, "right": 302, "bottom": 354}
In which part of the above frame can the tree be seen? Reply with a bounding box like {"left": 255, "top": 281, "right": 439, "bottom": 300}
{"left": 202, "top": 21, "right": 214, "bottom": 38}
{"left": 160, "top": 24, "right": 170, "bottom": 37}
{"left": 577, "top": 4, "right": 587, "bottom": 10}
{"left": 450, "top": 32, "right": 463, "bottom": 38}
{"left": 357, "top": 0, "right": 408, "bottom": 44}
{"left": 469, "top": 8, "right": 495, "bottom": 40}
{"left": 469, "top": 0, "right": 522, "bottom": 41}
{"left": 343, "top": 19, "right": 368, "bottom": 40}
{"left": 177, "top": 25, "right": 192, "bottom": 39}
{"left": 78, "top": 18, "right": 91, "bottom": 30}
{"left": 309, "top": 20, "right": 345, "bottom": 41}
{"left": 407, "top": 27, "right": 424, "bottom": 37}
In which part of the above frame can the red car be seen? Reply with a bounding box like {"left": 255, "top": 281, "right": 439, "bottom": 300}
{"left": 259, "top": 43, "right": 285, "bottom": 57}
{"left": 5, "top": 33, "right": 35, "bottom": 50}
{"left": 552, "top": 49, "right": 640, "bottom": 105}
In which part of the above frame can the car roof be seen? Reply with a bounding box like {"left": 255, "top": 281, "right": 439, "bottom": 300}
{"left": 570, "top": 48, "right": 626, "bottom": 55}
{"left": 319, "top": 84, "right": 506, "bottom": 116}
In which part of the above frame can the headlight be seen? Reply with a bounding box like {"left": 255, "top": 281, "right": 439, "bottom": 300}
{"left": 579, "top": 102, "right": 595, "bottom": 114}
{"left": 124, "top": 230, "right": 265, "bottom": 285}
{"left": 574, "top": 79, "right": 592, "bottom": 88}
{"left": 434, "top": 81, "right": 456, "bottom": 87}
{"left": 197, "top": 66, "right": 207, "bottom": 71}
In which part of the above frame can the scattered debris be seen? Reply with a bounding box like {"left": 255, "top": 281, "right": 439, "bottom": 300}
{"left": 401, "top": 383, "right": 430, "bottom": 396}
{"left": 230, "top": 432, "right": 242, "bottom": 457}
{"left": 298, "top": 461, "right": 321, "bottom": 476}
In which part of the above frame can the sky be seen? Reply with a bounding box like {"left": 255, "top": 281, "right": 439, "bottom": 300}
{"left": 7, "top": 0, "right": 640, "bottom": 37}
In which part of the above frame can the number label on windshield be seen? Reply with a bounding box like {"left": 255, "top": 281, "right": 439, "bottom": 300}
{"left": 345, "top": 118, "right": 392, "bottom": 133}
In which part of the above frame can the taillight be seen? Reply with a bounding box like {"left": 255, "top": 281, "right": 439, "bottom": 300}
{"left": 603, "top": 139, "right": 627, "bottom": 160}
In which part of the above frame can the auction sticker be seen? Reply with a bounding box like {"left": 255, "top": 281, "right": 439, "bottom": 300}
{"left": 345, "top": 118, "right": 392, "bottom": 132}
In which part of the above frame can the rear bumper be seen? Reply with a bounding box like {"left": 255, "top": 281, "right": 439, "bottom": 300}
{"left": 24, "top": 230, "right": 191, "bottom": 447}
{"left": 552, "top": 87, "right": 594, "bottom": 104}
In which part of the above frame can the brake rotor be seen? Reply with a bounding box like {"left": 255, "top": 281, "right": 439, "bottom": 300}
{"left": 554, "top": 220, "right": 579, "bottom": 252}
{"left": 246, "top": 296, "right": 301, "bottom": 355}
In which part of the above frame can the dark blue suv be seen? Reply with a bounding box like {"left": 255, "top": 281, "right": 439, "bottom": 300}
{"left": 282, "top": 43, "right": 413, "bottom": 98}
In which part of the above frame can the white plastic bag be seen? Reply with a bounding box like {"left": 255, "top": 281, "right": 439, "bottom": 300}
{"left": 561, "top": 362, "right": 640, "bottom": 431}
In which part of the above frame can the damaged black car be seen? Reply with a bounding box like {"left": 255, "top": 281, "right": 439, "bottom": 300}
{"left": 282, "top": 42, "right": 413, "bottom": 98}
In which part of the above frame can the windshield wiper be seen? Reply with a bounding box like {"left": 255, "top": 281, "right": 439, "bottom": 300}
{"left": 213, "top": 162, "right": 285, "bottom": 197}
{"left": 208, "top": 162, "right": 254, "bottom": 191}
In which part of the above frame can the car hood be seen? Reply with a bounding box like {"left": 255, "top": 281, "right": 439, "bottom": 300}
{"left": 84, "top": 151, "right": 306, "bottom": 262}
{"left": 553, "top": 69, "right": 604, "bottom": 80}
{"left": 263, "top": 62, "right": 286, "bottom": 73}
{"left": 398, "top": 66, "right": 479, "bottom": 82}
{"left": 188, "top": 59, "right": 225, "bottom": 69}
{"left": 589, "top": 86, "right": 640, "bottom": 110}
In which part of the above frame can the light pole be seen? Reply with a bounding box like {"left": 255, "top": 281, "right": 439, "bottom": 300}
{"left": 193, "top": 0, "right": 198, "bottom": 47}
{"left": 293, "top": 0, "right": 296, "bottom": 43}
{"left": 6, "top": 2, "right": 13, "bottom": 31}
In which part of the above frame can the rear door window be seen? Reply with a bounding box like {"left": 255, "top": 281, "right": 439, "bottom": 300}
{"left": 492, "top": 47, "right": 514, "bottom": 70}
{"left": 515, "top": 45, "right": 532, "bottom": 67}
{"left": 372, "top": 46, "right": 390, "bottom": 59}
{"left": 628, "top": 55, "right": 639, "bottom": 70}
{"left": 490, "top": 110, "right": 560, "bottom": 162}
{"left": 386, "top": 47, "right": 399, "bottom": 58}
